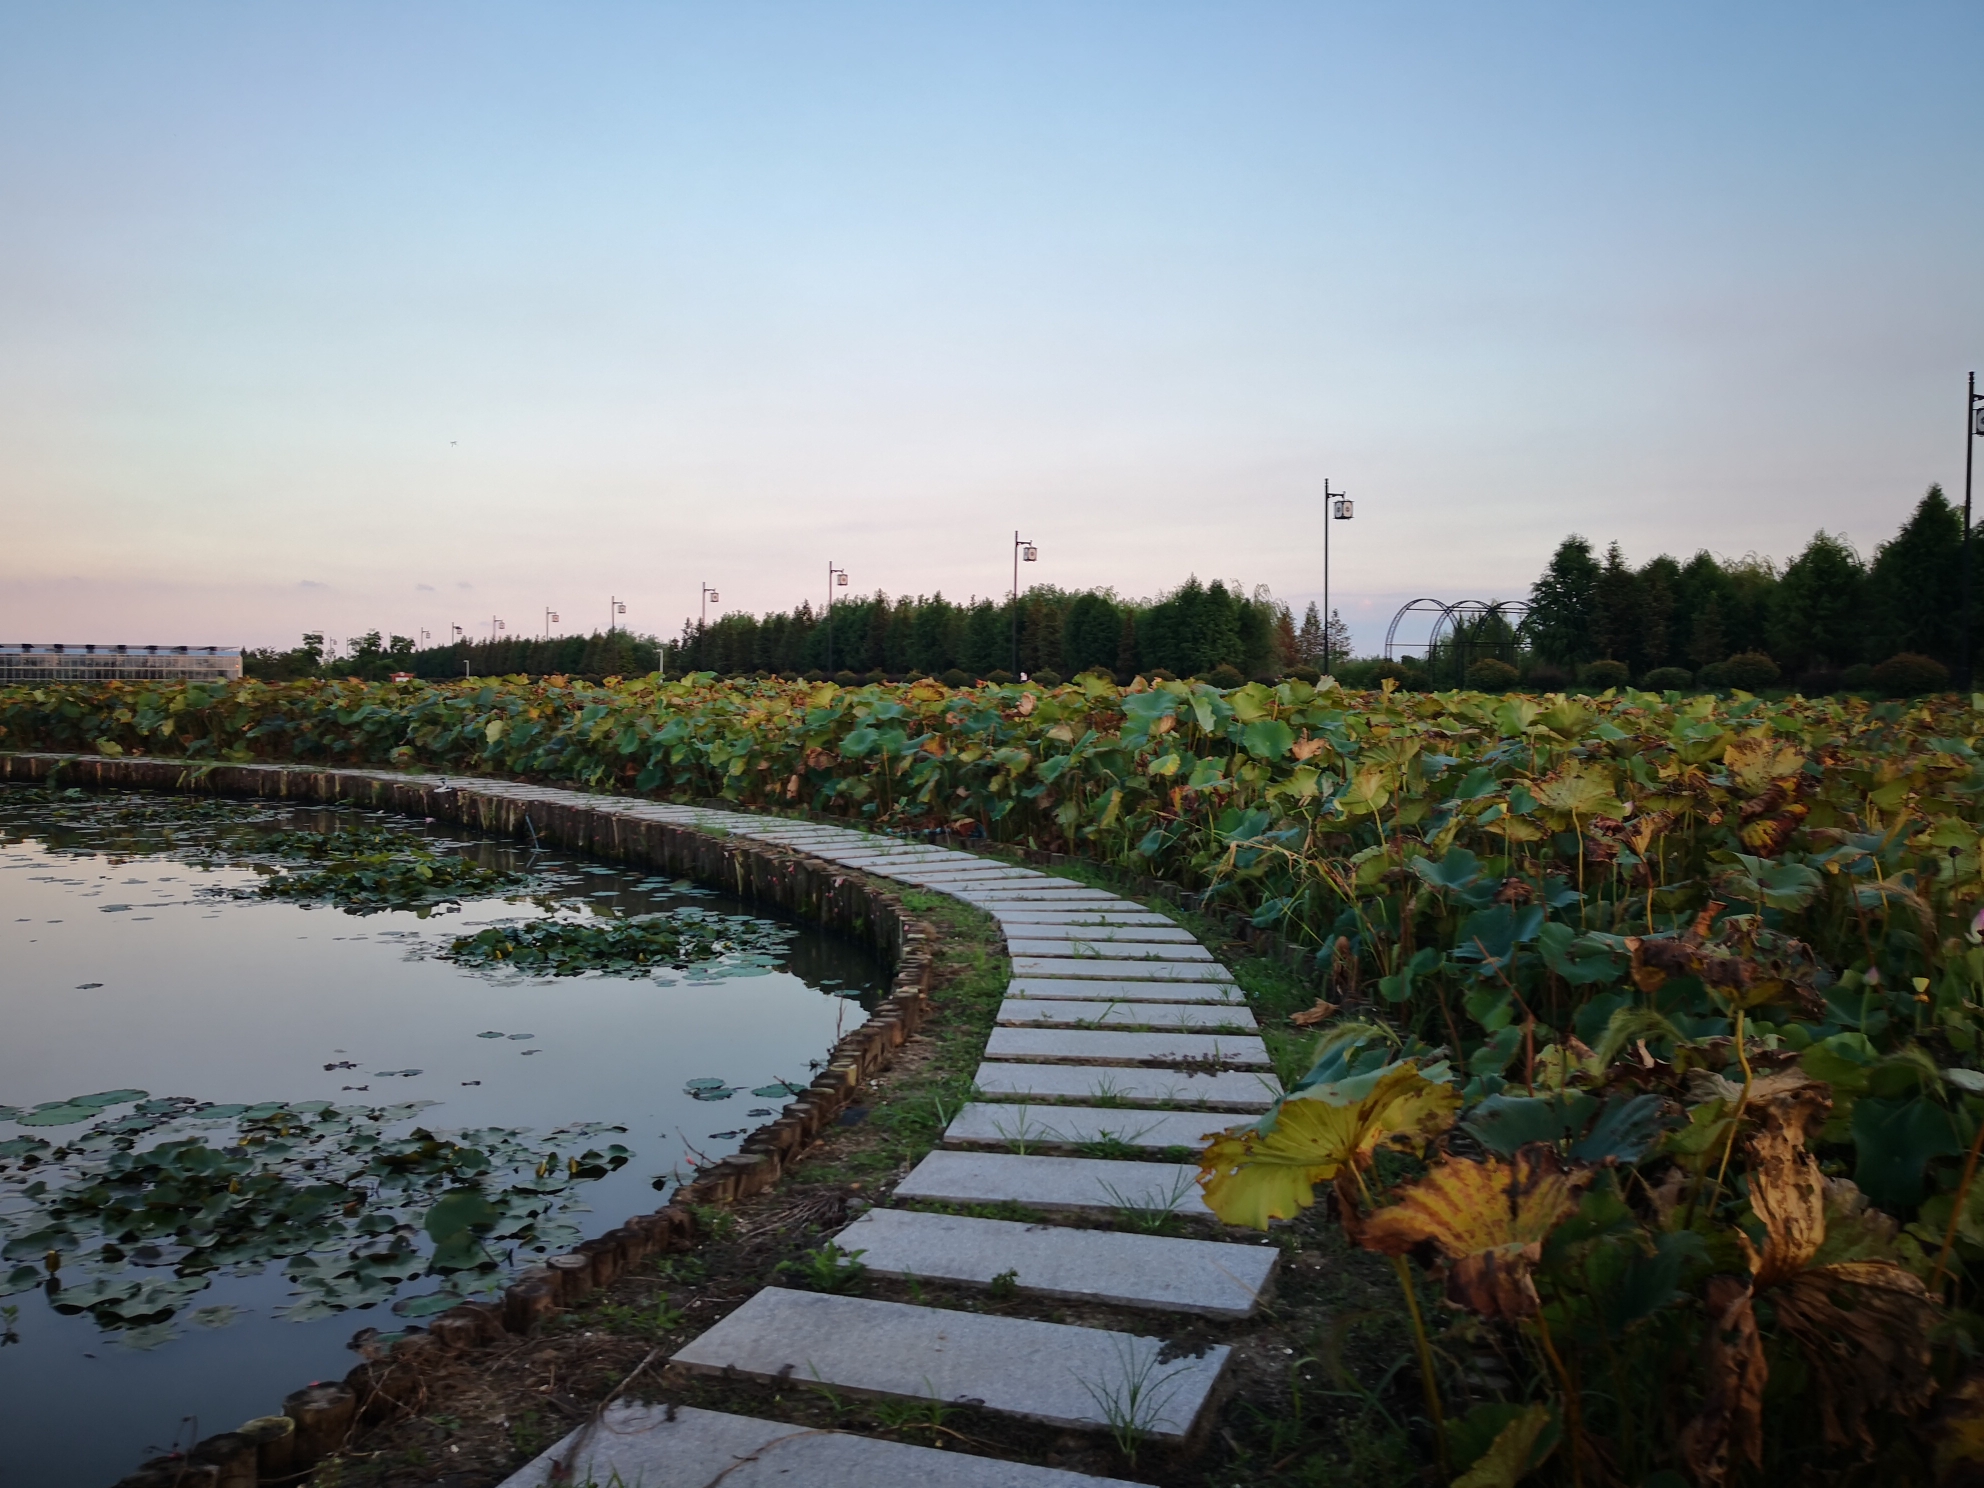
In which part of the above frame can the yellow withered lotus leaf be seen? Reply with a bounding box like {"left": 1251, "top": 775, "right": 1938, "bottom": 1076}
{"left": 1357, "top": 1149, "right": 1588, "bottom": 1320}
{"left": 1528, "top": 759, "right": 1624, "bottom": 826}
{"left": 1196, "top": 1066, "right": 1459, "bottom": 1230}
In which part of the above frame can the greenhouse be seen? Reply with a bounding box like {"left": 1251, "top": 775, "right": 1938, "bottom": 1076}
{"left": 0, "top": 644, "right": 242, "bottom": 685}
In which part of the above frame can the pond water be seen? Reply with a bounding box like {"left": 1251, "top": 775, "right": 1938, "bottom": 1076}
{"left": 0, "top": 787, "right": 885, "bottom": 1486}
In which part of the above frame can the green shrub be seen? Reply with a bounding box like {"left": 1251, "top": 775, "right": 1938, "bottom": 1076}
{"left": 1147, "top": 668, "right": 1177, "bottom": 681}
{"left": 1581, "top": 659, "right": 1630, "bottom": 692}
{"left": 1872, "top": 652, "right": 1951, "bottom": 696}
{"left": 1722, "top": 652, "right": 1781, "bottom": 692}
{"left": 1640, "top": 666, "right": 1694, "bottom": 692}
{"left": 1029, "top": 669, "right": 1062, "bottom": 688}
{"left": 939, "top": 668, "right": 972, "bottom": 688}
{"left": 1285, "top": 664, "right": 1322, "bottom": 684}
{"left": 1206, "top": 663, "right": 1247, "bottom": 689}
{"left": 1841, "top": 663, "right": 1876, "bottom": 690}
{"left": 1465, "top": 657, "right": 1519, "bottom": 691}
{"left": 832, "top": 670, "right": 861, "bottom": 688}
{"left": 986, "top": 670, "right": 1015, "bottom": 685}
{"left": 1522, "top": 663, "right": 1569, "bottom": 692}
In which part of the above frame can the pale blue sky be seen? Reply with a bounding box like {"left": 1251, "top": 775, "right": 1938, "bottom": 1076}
{"left": 3, "top": 2, "right": 1979, "bottom": 653}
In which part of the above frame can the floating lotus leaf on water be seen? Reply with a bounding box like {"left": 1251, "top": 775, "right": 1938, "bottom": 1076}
{"left": 16, "top": 1104, "right": 97, "bottom": 1127}
{"left": 188, "top": 1304, "right": 241, "bottom": 1329}
{"left": 0, "top": 1107, "right": 19, "bottom": 1123}
{"left": 393, "top": 1289, "right": 472, "bottom": 1318}
{"left": 476, "top": 1031, "right": 506, "bottom": 1038}
{"left": 684, "top": 1077, "right": 727, "bottom": 1089}
{"left": 751, "top": 1083, "right": 804, "bottom": 1099}
{"left": 507, "top": 1033, "right": 534, "bottom": 1041}
{"left": 0, "top": 1137, "right": 50, "bottom": 1160}
{"left": 1, "top": 1264, "right": 43, "bottom": 1296}
{"left": 118, "top": 1322, "right": 179, "bottom": 1350}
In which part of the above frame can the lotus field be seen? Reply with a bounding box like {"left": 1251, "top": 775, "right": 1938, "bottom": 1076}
{"left": 11, "top": 671, "right": 1984, "bottom": 1482}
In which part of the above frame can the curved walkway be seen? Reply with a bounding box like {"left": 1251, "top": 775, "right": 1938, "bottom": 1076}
{"left": 0, "top": 756, "right": 1281, "bottom": 1485}
{"left": 506, "top": 805, "right": 1286, "bottom": 1487}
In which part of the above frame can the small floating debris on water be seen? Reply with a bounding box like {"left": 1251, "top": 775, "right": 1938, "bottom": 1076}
{"left": 520, "top": 1049, "right": 540, "bottom": 1056}
{"left": 75, "top": 982, "right": 103, "bottom": 989}
{"left": 324, "top": 1061, "right": 357, "bottom": 1070}
{"left": 341, "top": 1085, "right": 370, "bottom": 1091}
{"left": 746, "top": 1108, "right": 773, "bottom": 1117}
{"left": 475, "top": 1031, "right": 505, "bottom": 1039}
{"left": 371, "top": 1069, "right": 422, "bottom": 1078}
{"left": 461, "top": 1080, "right": 481, "bottom": 1086}
{"left": 706, "top": 1130, "right": 743, "bottom": 1140}
{"left": 507, "top": 1033, "right": 534, "bottom": 1041}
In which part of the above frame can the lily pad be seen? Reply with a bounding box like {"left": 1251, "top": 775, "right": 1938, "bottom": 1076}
{"left": 15, "top": 1104, "right": 96, "bottom": 1127}
{"left": 189, "top": 1304, "right": 242, "bottom": 1329}
{"left": 393, "top": 1289, "right": 470, "bottom": 1318}
{"left": 71, "top": 1089, "right": 148, "bottom": 1109}
{"left": 751, "top": 1083, "right": 805, "bottom": 1099}
{"left": 476, "top": 1031, "right": 506, "bottom": 1039}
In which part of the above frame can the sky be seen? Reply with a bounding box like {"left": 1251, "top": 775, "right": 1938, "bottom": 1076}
{"left": 2, "top": 2, "right": 1980, "bottom": 657}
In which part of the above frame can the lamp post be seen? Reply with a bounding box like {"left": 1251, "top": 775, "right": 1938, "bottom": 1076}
{"left": 608, "top": 596, "right": 626, "bottom": 634}
{"left": 1964, "top": 373, "right": 1983, "bottom": 691}
{"left": 490, "top": 616, "right": 506, "bottom": 644}
{"left": 543, "top": 609, "right": 558, "bottom": 640}
{"left": 1011, "top": 531, "right": 1038, "bottom": 676}
{"left": 825, "top": 564, "right": 848, "bottom": 673}
{"left": 700, "top": 584, "right": 720, "bottom": 628}
{"left": 1322, "top": 479, "right": 1354, "bottom": 676}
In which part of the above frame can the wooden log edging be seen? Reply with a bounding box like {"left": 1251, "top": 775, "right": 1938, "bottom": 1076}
{"left": 0, "top": 754, "right": 938, "bottom": 1488}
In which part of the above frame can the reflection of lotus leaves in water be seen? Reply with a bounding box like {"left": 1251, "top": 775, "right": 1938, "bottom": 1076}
{"left": 0, "top": 1094, "right": 631, "bottom": 1333}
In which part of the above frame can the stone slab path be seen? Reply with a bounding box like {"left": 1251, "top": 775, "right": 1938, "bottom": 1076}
{"left": 489, "top": 807, "right": 1283, "bottom": 1486}
{"left": 508, "top": 1403, "right": 1144, "bottom": 1487}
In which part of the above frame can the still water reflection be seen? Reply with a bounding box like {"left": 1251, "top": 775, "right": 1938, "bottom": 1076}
{"left": 0, "top": 788, "right": 884, "bottom": 1485}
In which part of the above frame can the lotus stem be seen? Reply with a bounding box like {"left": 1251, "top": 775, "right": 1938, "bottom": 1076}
{"left": 1707, "top": 1006, "right": 1753, "bottom": 1207}
{"left": 1930, "top": 1097, "right": 1984, "bottom": 1300}
{"left": 1388, "top": 1253, "right": 1450, "bottom": 1477}
{"left": 1532, "top": 1308, "right": 1585, "bottom": 1488}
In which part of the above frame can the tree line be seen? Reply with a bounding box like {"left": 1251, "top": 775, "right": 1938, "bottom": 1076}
{"left": 1525, "top": 484, "right": 1975, "bottom": 690}
{"left": 244, "top": 580, "right": 1353, "bottom": 685}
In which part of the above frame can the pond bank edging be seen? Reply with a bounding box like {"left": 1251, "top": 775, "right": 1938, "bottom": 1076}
{"left": 0, "top": 752, "right": 940, "bottom": 1488}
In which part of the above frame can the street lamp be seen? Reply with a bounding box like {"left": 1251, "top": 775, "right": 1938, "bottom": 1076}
{"left": 1323, "top": 479, "right": 1353, "bottom": 676}
{"left": 490, "top": 616, "right": 506, "bottom": 644}
{"left": 543, "top": 609, "right": 559, "bottom": 639}
{"left": 1963, "top": 373, "right": 1983, "bottom": 690}
{"left": 608, "top": 596, "right": 627, "bottom": 634}
{"left": 1012, "top": 531, "right": 1038, "bottom": 676}
{"left": 700, "top": 584, "right": 720, "bottom": 628}
{"left": 825, "top": 564, "right": 848, "bottom": 673}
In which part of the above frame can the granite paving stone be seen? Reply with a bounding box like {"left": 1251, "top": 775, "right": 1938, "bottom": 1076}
{"left": 1012, "top": 955, "right": 1234, "bottom": 982}
{"left": 1005, "top": 976, "right": 1243, "bottom": 1004}
{"left": 836, "top": 1208, "right": 1275, "bottom": 1318}
{"left": 501, "top": 1404, "right": 1143, "bottom": 1487}
{"left": 984, "top": 1027, "right": 1272, "bottom": 1067}
{"left": 995, "top": 998, "right": 1257, "bottom": 1031}
{"left": 892, "top": 1149, "right": 1212, "bottom": 1219}
{"left": 971, "top": 1061, "right": 1279, "bottom": 1110}
{"left": 942, "top": 1101, "right": 1243, "bottom": 1153}
{"left": 1007, "top": 939, "right": 1214, "bottom": 961}
{"left": 992, "top": 928, "right": 1190, "bottom": 948}
{"left": 669, "top": 1288, "right": 1229, "bottom": 1440}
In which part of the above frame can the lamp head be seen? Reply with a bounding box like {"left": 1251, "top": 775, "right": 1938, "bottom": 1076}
{"left": 1333, "top": 497, "right": 1354, "bottom": 520}
{"left": 1022, "top": 543, "right": 1038, "bottom": 562}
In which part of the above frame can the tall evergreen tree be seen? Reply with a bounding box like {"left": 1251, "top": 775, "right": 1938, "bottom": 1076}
{"left": 1769, "top": 532, "right": 1866, "bottom": 674}
{"left": 1527, "top": 536, "right": 1602, "bottom": 666}
{"left": 1325, "top": 608, "right": 1355, "bottom": 667}
{"left": 1298, "top": 603, "right": 1325, "bottom": 665}
{"left": 1592, "top": 543, "right": 1641, "bottom": 668}
{"left": 1867, "top": 485, "right": 1962, "bottom": 663}
{"left": 1064, "top": 593, "right": 1121, "bottom": 675}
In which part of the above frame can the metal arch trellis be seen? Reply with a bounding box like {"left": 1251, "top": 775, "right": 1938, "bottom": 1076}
{"left": 1383, "top": 598, "right": 1534, "bottom": 687}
